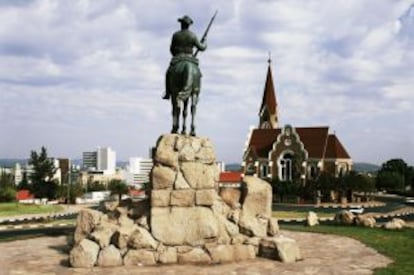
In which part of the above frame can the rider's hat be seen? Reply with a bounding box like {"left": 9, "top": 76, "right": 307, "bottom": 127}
{"left": 178, "top": 15, "right": 193, "bottom": 25}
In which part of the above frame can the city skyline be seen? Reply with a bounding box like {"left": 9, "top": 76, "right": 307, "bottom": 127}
{"left": 0, "top": 1, "right": 413, "bottom": 165}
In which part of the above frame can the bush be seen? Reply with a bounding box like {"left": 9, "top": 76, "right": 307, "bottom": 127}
{"left": 0, "top": 187, "right": 16, "bottom": 202}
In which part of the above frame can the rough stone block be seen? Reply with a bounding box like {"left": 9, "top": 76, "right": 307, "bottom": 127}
{"left": 151, "top": 190, "right": 171, "bottom": 207}
{"left": 154, "top": 134, "right": 179, "bottom": 168}
{"left": 196, "top": 189, "right": 216, "bottom": 206}
{"left": 151, "top": 206, "right": 219, "bottom": 246}
{"left": 181, "top": 162, "right": 218, "bottom": 189}
{"left": 177, "top": 247, "right": 211, "bottom": 264}
{"left": 158, "top": 245, "right": 178, "bottom": 264}
{"left": 123, "top": 249, "right": 157, "bottom": 266}
{"left": 151, "top": 165, "right": 175, "bottom": 189}
{"left": 259, "top": 236, "right": 302, "bottom": 263}
{"left": 170, "top": 189, "right": 195, "bottom": 207}
{"left": 174, "top": 171, "right": 191, "bottom": 189}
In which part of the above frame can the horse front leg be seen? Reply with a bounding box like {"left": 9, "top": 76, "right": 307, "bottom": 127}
{"left": 181, "top": 99, "right": 189, "bottom": 135}
{"left": 171, "top": 98, "right": 180, "bottom": 134}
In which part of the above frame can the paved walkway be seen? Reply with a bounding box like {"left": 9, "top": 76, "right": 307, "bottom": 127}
{"left": 0, "top": 230, "right": 392, "bottom": 275}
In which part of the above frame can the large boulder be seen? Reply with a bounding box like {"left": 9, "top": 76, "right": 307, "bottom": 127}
{"left": 240, "top": 176, "right": 272, "bottom": 218}
{"left": 90, "top": 223, "right": 117, "bottom": 248}
{"left": 239, "top": 213, "right": 268, "bottom": 237}
{"left": 306, "top": 211, "right": 319, "bottom": 227}
{"left": 123, "top": 249, "right": 157, "bottom": 266}
{"left": 128, "top": 227, "right": 159, "bottom": 250}
{"left": 96, "top": 245, "right": 123, "bottom": 267}
{"left": 69, "top": 239, "right": 100, "bottom": 268}
{"left": 112, "top": 225, "right": 138, "bottom": 250}
{"left": 206, "top": 244, "right": 255, "bottom": 263}
{"left": 74, "top": 209, "right": 103, "bottom": 244}
{"left": 177, "top": 247, "right": 211, "bottom": 264}
{"left": 384, "top": 218, "right": 406, "bottom": 230}
{"left": 355, "top": 215, "right": 376, "bottom": 228}
{"left": 267, "top": 217, "right": 280, "bottom": 236}
{"left": 151, "top": 206, "right": 219, "bottom": 245}
{"left": 334, "top": 210, "right": 355, "bottom": 225}
{"left": 259, "top": 236, "right": 302, "bottom": 263}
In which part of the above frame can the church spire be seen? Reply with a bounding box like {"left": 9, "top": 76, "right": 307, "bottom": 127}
{"left": 259, "top": 55, "right": 278, "bottom": 129}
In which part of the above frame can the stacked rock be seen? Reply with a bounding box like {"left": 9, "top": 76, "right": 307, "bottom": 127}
{"left": 68, "top": 134, "right": 302, "bottom": 267}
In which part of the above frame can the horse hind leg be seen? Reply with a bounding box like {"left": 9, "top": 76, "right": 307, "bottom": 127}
{"left": 181, "top": 99, "right": 188, "bottom": 135}
{"left": 171, "top": 99, "right": 180, "bottom": 134}
{"left": 190, "top": 95, "right": 198, "bottom": 137}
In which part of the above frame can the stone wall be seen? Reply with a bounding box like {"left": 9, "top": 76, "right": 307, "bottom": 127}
{"left": 69, "top": 134, "right": 301, "bottom": 267}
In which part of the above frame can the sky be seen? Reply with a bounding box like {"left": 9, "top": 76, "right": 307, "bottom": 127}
{"left": 0, "top": 0, "right": 413, "bottom": 165}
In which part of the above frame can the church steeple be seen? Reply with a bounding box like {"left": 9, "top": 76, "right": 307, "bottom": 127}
{"left": 259, "top": 56, "right": 278, "bottom": 129}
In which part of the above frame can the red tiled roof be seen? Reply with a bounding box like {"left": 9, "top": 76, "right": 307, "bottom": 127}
{"left": 16, "top": 190, "right": 34, "bottom": 201}
{"left": 325, "top": 134, "right": 351, "bottom": 159}
{"left": 259, "top": 65, "right": 277, "bottom": 115}
{"left": 219, "top": 172, "right": 242, "bottom": 183}
{"left": 295, "top": 127, "right": 329, "bottom": 158}
{"left": 129, "top": 189, "right": 145, "bottom": 196}
{"left": 247, "top": 127, "right": 339, "bottom": 159}
{"left": 249, "top": 128, "right": 281, "bottom": 158}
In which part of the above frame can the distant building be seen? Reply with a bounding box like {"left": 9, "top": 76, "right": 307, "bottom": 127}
{"left": 242, "top": 61, "right": 352, "bottom": 183}
{"left": 125, "top": 157, "right": 153, "bottom": 187}
{"left": 82, "top": 147, "right": 116, "bottom": 175}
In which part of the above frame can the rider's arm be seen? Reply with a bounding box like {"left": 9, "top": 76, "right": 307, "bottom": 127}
{"left": 193, "top": 34, "right": 207, "bottom": 52}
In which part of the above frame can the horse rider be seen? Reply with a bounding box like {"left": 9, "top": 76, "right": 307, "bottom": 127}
{"left": 163, "top": 15, "right": 207, "bottom": 100}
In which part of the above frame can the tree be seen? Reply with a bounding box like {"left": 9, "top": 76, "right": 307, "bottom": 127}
{"left": 376, "top": 171, "right": 404, "bottom": 191}
{"left": 29, "top": 146, "right": 58, "bottom": 199}
{"left": 17, "top": 172, "right": 30, "bottom": 190}
{"left": 57, "top": 183, "right": 84, "bottom": 204}
{"left": 87, "top": 181, "right": 107, "bottom": 192}
{"left": 376, "top": 159, "right": 412, "bottom": 191}
{"left": 0, "top": 172, "right": 14, "bottom": 189}
{"left": 108, "top": 179, "right": 129, "bottom": 201}
{"left": 315, "top": 172, "right": 335, "bottom": 202}
{"left": 0, "top": 172, "right": 16, "bottom": 202}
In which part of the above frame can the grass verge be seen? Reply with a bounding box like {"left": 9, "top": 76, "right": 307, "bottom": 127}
{"left": 281, "top": 224, "right": 414, "bottom": 275}
{"left": 0, "top": 202, "right": 64, "bottom": 217}
{"left": 273, "top": 211, "right": 333, "bottom": 219}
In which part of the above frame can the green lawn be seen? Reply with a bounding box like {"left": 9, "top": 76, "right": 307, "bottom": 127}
{"left": 281, "top": 224, "right": 414, "bottom": 275}
{"left": 0, "top": 202, "right": 64, "bottom": 217}
{"left": 273, "top": 211, "right": 333, "bottom": 219}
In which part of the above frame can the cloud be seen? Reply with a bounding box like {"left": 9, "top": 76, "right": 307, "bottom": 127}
{"left": 0, "top": 0, "right": 413, "bottom": 165}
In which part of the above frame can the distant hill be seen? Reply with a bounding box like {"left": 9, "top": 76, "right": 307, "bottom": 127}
{"left": 225, "top": 163, "right": 242, "bottom": 172}
{"left": 0, "top": 159, "right": 28, "bottom": 168}
{"left": 353, "top": 162, "right": 380, "bottom": 173}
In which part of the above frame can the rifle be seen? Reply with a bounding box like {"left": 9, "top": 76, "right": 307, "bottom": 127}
{"left": 194, "top": 10, "right": 218, "bottom": 57}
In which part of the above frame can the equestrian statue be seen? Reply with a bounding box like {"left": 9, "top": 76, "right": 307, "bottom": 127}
{"left": 164, "top": 12, "right": 217, "bottom": 136}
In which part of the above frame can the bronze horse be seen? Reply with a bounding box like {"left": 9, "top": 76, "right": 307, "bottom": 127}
{"left": 166, "top": 57, "right": 201, "bottom": 136}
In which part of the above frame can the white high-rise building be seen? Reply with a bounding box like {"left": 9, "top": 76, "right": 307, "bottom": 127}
{"left": 97, "top": 147, "right": 116, "bottom": 175}
{"left": 125, "top": 157, "right": 153, "bottom": 186}
{"left": 83, "top": 147, "right": 116, "bottom": 175}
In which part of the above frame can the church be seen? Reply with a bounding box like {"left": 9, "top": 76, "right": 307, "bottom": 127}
{"left": 242, "top": 61, "right": 352, "bottom": 183}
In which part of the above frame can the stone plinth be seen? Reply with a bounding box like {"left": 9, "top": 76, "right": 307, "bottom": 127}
{"left": 68, "top": 134, "right": 299, "bottom": 268}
